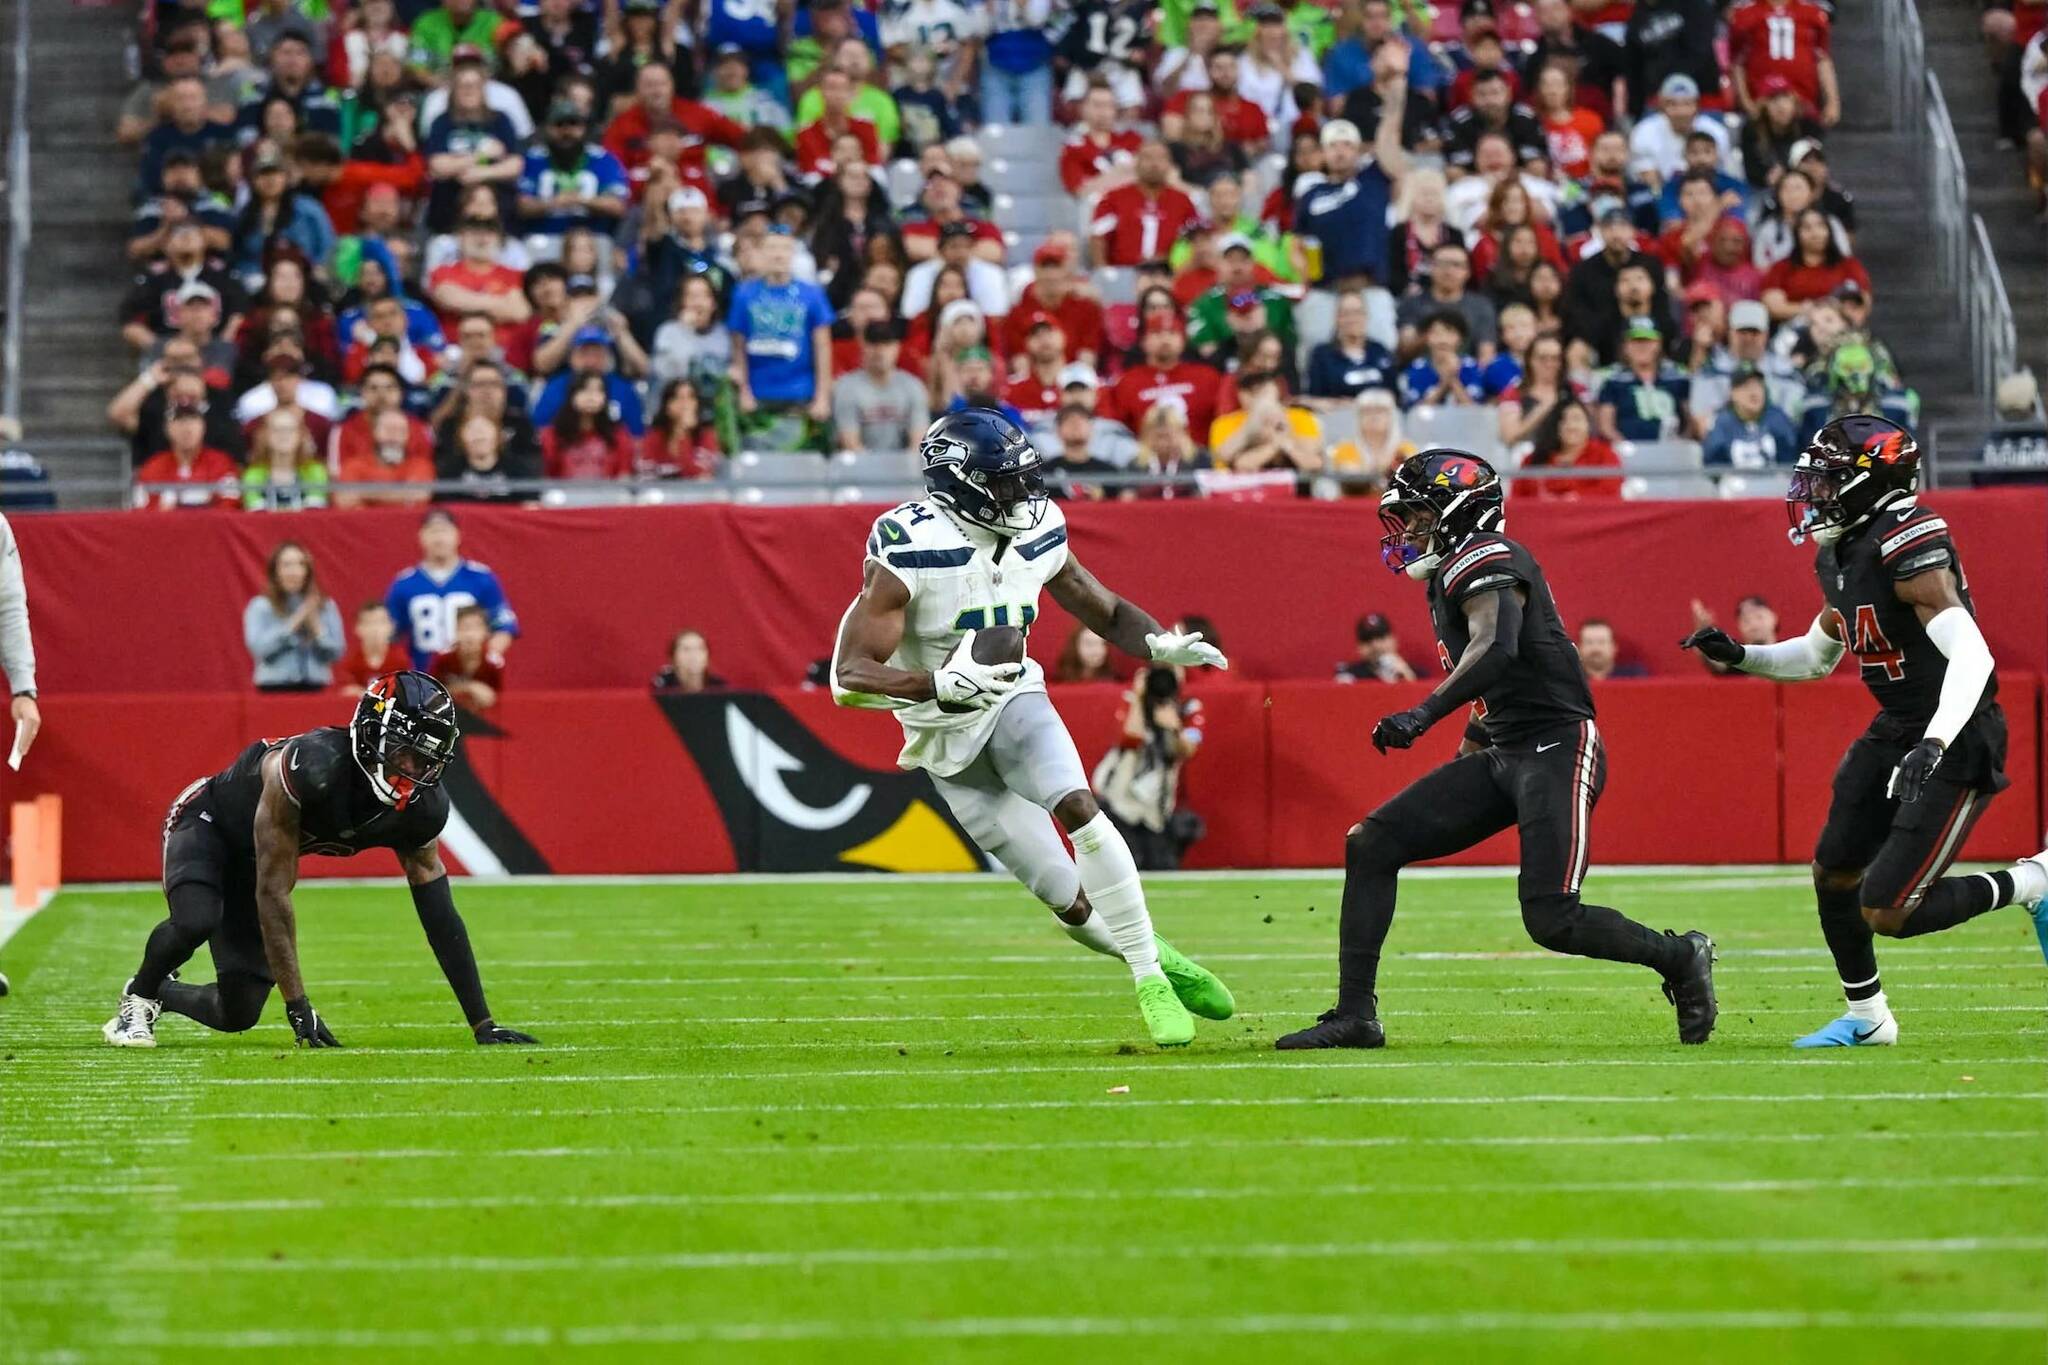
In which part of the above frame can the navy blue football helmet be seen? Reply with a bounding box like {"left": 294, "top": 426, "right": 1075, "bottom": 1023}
{"left": 918, "top": 408, "right": 1047, "bottom": 535}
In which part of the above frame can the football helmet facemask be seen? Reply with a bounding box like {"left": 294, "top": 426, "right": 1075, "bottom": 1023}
{"left": 1378, "top": 449, "right": 1506, "bottom": 579}
{"left": 351, "top": 671, "right": 459, "bottom": 809}
{"left": 919, "top": 408, "right": 1048, "bottom": 536}
{"left": 1787, "top": 413, "right": 1920, "bottom": 547}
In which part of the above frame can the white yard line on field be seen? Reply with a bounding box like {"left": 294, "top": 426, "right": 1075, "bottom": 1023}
{"left": 10, "top": 1236, "right": 2045, "bottom": 1282}
{"left": 14, "top": 1172, "right": 2045, "bottom": 1219}
{"left": 196, "top": 1129, "right": 2043, "bottom": 1164}
{"left": 13, "top": 1307, "right": 2045, "bottom": 1355}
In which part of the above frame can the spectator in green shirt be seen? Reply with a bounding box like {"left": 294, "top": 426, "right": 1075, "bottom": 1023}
{"left": 795, "top": 39, "right": 903, "bottom": 150}
{"left": 1157, "top": 0, "right": 1250, "bottom": 48}
{"left": 1187, "top": 235, "right": 1297, "bottom": 362}
{"left": 1167, "top": 172, "right": 1297, "bottom": 282}
{"left": 409, "top": 0, "right": 507, "bottom": 79}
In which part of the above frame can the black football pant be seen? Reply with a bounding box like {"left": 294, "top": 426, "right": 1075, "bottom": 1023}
{"left": 1812, "top": 732, "right": 2007, "bottom": 1001}
{"left": 131, "top": 794, "right": 274, "bottom": 1032}
{"left": 1336, "top": 720, "right": 1689, "bottom": 1014}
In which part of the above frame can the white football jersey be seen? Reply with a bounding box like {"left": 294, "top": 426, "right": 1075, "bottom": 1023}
{"left": 832, "top": 497, "right": 1071, "bottom": 777}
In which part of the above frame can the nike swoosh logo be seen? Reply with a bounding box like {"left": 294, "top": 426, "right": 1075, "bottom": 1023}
{"left": 1853, "top": 1023, "right": 1883, "bottom": 1041}
{"left": 1536, "top": 742, "right": 1561, "bottom": 753}
{"left": 289, "top": 751, "right": 300, "bottom": 770}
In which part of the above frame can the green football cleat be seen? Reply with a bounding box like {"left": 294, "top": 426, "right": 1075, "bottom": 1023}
{"left": 1135, "top": 974, "right": 1195, "bottom": 1048}
{"left": 1156, "top": 936, "right": 1235, "bottom": 1020}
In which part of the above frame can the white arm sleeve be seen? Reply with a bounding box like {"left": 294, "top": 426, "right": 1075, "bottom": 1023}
{"left": 0, "top": 515, "right": 36, "bottom": 695}
{"left": 1922, "top": 606, "right": 1995, "bottom": 748}
{"left": 1734, "top": 613, "right": 1846, "bottom": 682}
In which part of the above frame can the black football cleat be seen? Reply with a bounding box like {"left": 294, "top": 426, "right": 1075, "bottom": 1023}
{"left": 1275, "top": 1008, "right": 1386, "bottom": 1050}
{"left": 0, "top": 970, "right": 9, "bottom": 997}
{"left": 1661, "top": 930, "right": 1718, "bottom": 1044}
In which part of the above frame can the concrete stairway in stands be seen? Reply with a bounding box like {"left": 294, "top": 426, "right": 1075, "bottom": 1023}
{"left": 1, "top": 0, "right": 138, "bottom": 502}
{"left": 1821, "top": 6, "right": 1990, "bottom": 459}
{"left": 1922, "top": 0, "right": 2047, "bottom": 394}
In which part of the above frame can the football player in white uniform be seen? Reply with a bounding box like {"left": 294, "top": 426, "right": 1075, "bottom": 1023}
{"left": 831, "top": 410, "right": 1235, "bottom": 1047}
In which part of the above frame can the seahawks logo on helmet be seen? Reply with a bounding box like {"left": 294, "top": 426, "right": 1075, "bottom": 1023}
{"left": 1379, "top": 449, "right": 1506, "bottom": 579}
{"left": 918, "top": 408, "right": 1048, "bottom": 536}
{"left": 1787, "top": 414, "right": 1921, "bottom": 547}
{"left": 351, "top": 671, "right": 460, "bottom": 810}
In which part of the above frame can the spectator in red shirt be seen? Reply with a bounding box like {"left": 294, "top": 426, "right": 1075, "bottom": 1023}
{"left": 1761, "top": 207, "right": 1871, "bottom": 322}
{"left": 795, "top": 68, "right": 882, "bottom": 178}
{"left": 429, "top": 603, "right": 507, "bottom": 710}
{"left": 1059, "top": 82, "right": 1143, "bottom": 198}
{"left": 541, "top": 372, "right": 636, "bottom": 479}
{"left": 1001, "top": 240, "right": 1106, "bottom": 374}
{"left": 1727, "top": 0, "right": 1837, "bottom": 124}
{"left": 1654, "top": 171, "right": 1727, "bottom": 283}
{"left": 900, "top": 171, "right": 1004, "bottom": 263}
{"left": 135, "top": 401, "right": 241, "bottom": 510}
{"left": 1003, "top": 319, "right": 1071, "bottom": 427}
{"left": 1160, "top": 51, "right": 1271, "bottom": 145}
{"left": 1109, "top": 316, "right": 1222, "bottom": 443}
{"left": 1089, "top": 142, "right": 1201, "bottom": 267}
{"left": 1516, "top": 396, "right": 1622, "bottom": 501}
{"left": 1532, "top": 62, "right": 1605, "bottom": 181}
{"left": 428, "top": 217, "right": 533, "bottom": 352}
{"left": 639, "top": 378, "right": 723, "bottom": 479}
{"left": 334, "top": 404, "right": 437, "bottom": 508}
{"left": 334, "top": 602, "right": 405, "bottom": 697}
{"left": 602, "top": 62, "right": 747, "bottom": 181}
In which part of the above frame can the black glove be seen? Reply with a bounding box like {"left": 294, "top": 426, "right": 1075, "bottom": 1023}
{"left": 1679, "top": 626, "right": 1745, "bottom": 666}
{"left": 1887, "top": 738, "right": 1945, "bottom": 803}
{"left": 283, "top": 996, "right": 341, "bottom": 1048}
{"left": 1371, "top": 707, "right": 1435, "bottom": 754}
{"left": 474, "top": 1021, "right": 540, "bottom": 1045}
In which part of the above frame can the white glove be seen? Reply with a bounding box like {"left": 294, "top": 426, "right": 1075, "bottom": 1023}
{"left": 1146, "top": 629, "right": 1228, "bottom": 670}
{"left": 933, "top": 630, "right": 1025, "bottom": 711}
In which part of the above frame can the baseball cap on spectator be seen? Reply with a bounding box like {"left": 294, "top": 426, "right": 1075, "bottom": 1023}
{"left": 1033, "top": 241, "right": 1071, "bottom": 267}
{"left": 939, "top": 220, "right": 979, "bottom": 243}
{"left": 1319, "top": 119, "right": 1363, "bottom": 149}
{"left": 175, "top": 281, "right": 220, "bottom": 306}
{"left": 1462, "top": 0, "right": 1498, "bottom": 26}
{"left": 1729, "top": 300, "right": 1770, "bottom": 332}
{"left": 565, "top": 273, "right": 600, "bottom": 296}
{"left": 1757, "top": 74, "right": 1795, "bottom": 98}
{"left": 958, "top": 345, "right": 994, "bottom": 367}
{"left": 161, "top": 147, "right": 200, "bottom": 172}
{"left": 1832, "top": 278, "right": 1868, "bottom": 302}
{"left": 860, "top": 319, "right": 904, "bottom": 345}
{"left": 571, "top": 324, "right": 612, "bottom": 349}
{"left": 667, "top": 185, "right": 708, "bottom": 216}
{"left": 250, "top": 146, "right": 286, "bottom": 174}
{"left": 1356, "top": 613, "right": 1393, "bottom": 644}
{"left": 1191, "top": 0, "right": 1220, "bottom": 13}
{"left": 1659, "top": 74, "right": 1700, "bottom": 102}
{"left": 546, "top": 99, "right": 587, "bottom": 126}
{"left": 1217, "top": 233, "right": 1255, "bottom": 257}
{"left": 732, "top": 198, "right": 775, "bottom": 227}
{"left": 1249, "top": 2, "right": 1287, "bottom": 21}
{"left": 712, "top": 42, "right": 748, "bottom": 63}
{"left": 1788, "top": 138, "right": 1825, "bottom": 167}
{"left": 1681, "top": 280, "right": 1718, "bottom": 307}
{"left": 1595, "top": 202, "right": 1633, "bottom": 227}
{"left": 624, "top": 0, "right": 662, "bottom": 11}
{"left": 449, "top": 42, "right": 487, "bottom": 67}
{"left": 1624, "top": 317, "right": 1662, "bottom": 342}
{"left": 1060, "top": 362, "right": 1099, "bottom": 390}
{"left": 938, "top": 299, "right": 985, "bottom": 332}
{"left": 1729, "top": 365, "right": 1766, "bottom": 389}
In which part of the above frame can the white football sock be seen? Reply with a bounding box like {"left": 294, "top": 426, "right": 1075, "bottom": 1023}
{"left": 1055, "top": 906, "right": 1124, "bottom": 959}
{"left": 2008, "top": 857, "right": 2048, "bottom": 906}
{"left": 1846, "top": 989, "right": 1890, "bottom": 1023}
{"left": 1067, "top": 812, "right": 1162, "bottom": 980}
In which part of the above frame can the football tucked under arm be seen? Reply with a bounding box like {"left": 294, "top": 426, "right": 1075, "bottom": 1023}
{"left": 830, "top": 559, "right": 930, "bottom": 710}
{"left": 1732, "top": 612, "right": 1846, "bottom": 682}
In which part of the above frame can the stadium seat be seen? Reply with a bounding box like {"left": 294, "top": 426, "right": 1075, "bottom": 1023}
{"left": 993, "top": 193, "right": 1066, "bottom": 233}
{"left": 1716, "top": 471, "right": 1793, "bottom": 500}
{"left": 976, "top": 123, "right": 1066, "bottom": 161}
{"left": 830, "top": 449, "right": 922, "bottom": 486}
{"left": 1617, "top": 440, "right": 1705, "bottom": 473}
{"left": 1319, "top": 403, "right": 1361, "bottom": 450}
{"left": 1406, "top": 405, "right": 1508, "bottom": 462}
{"left": 635, "top": 481, "right": 734, "bottom": 506}
{"left": 1092, "top": 267, "right": 1137, "bottom": 305}
{"left": 538, "top": 486, "right": 636, "bottom": 508}
{"left": 1624, "top": 474, "right": 1723, "bottom": 499}
{"left": 731, "top": 450, "right": 832, "bottom": 497}
{"left": 985, "top": 158, "right": 1051, "bottom": 193}
{"left": 887, "top": 158, "right": 925, "bottom": 209}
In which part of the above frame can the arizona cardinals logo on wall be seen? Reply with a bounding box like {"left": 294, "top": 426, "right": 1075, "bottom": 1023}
{"left": 435, "top": 704, "right": 551, "bottom": 876}
{"left": 658, "top": 693, "right": 983, "bottom": 873}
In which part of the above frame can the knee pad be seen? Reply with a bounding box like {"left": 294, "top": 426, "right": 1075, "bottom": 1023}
{"left": 1345, "top": 819, "right": 1407, "bottom": 875}
{"left": 216, "top": 975, "right": 271, "bottom": 1033}
{"left": 1519, "top": 893, "right": 1582, "bottom": 953}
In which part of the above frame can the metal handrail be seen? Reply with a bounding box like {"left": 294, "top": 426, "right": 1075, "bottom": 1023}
{"left": 2, "top": 0, "right": 29, "bottom": 422}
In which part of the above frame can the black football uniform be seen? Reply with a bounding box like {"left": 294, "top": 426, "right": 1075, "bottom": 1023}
{"left": 1376, "top": 534, "right": 1608, "bottom": 909}
{"left": 1812, "top": 507, "right": 2008, "bottom": 910}
{"left": 1055, "top": 0, "right": 1152, "bottom": 74}
{"left": 161, "top": 726, "right": 450, "bottom": 987}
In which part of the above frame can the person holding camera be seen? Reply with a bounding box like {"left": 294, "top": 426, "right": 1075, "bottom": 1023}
{"left": 1092, "top": 662, "right": 1206, "bottom": 870}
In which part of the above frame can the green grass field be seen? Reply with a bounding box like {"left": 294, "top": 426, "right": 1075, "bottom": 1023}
{"left": 2, "top": 870, "right": 2044, "bottom": 1364}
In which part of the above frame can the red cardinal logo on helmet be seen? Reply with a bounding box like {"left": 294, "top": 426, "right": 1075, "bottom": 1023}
{"left": 1862, "top": 430, "right": 1907, "bottom": 464}
{"left": 1433, "top": 457, "right": 1482, "bottom": 488}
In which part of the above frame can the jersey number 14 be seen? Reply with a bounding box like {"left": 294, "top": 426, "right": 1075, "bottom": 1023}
{"left": 1825, "top": 604, "right": 1906, "bottom": 681}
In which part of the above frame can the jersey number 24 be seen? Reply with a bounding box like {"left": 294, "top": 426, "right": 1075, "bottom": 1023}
{"left": 1825, "top": 604, "right": 1906, "bottom": 681}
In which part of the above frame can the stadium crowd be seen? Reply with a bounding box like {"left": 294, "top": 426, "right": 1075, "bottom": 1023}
{"left": 112, "top": 0, "right": 1922, "bottom": 509}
